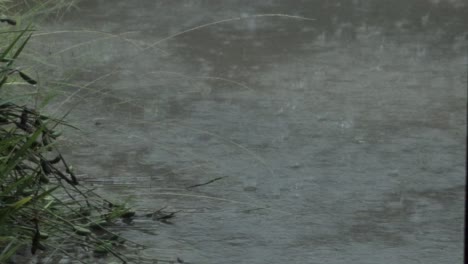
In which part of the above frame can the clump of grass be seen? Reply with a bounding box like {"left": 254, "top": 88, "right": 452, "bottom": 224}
{"left": 0, "top": 16, "right": 142, "bottom": 264}
{"left": 1, "top": 0, "right": 78, "bottom": 23}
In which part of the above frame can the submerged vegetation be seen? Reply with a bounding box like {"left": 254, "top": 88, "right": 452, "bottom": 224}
{"left": 0, "top": 2, "right": 144, "bottom": 264}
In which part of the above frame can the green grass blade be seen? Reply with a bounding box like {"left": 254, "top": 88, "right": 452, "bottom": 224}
{"left": 0, "top": 174, "right": 35, "bottom": 196}
{"left": 0, "top": 125, "right": 44, "bottom": 179}
{"left": 9, "top": 195, "right": 32, "bottom": 210}
{"left": 0, "top": 239, "right": 23, "bottom": 263}
{"left": 7, "top": 30, "right": 32, "bottom": 66}
{"left": 34, "top": 185, "right": 59, "bottom": 201}
{"left": 0, "top": 27, "right": 28, "bottom": 61}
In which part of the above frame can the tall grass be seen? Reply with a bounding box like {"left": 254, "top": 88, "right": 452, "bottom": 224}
{"left": 0, "top": 5, "right": 148, "bottom": 264}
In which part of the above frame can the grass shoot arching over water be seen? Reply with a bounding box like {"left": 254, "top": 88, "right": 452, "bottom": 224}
{"left": 0, "top": 5, "right": 152, "bottom": 264}
{"left": 1, "top": 3, "right": 322, "bottom": 262}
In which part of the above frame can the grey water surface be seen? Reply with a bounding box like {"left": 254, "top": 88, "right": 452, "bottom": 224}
{"left": 34, "top": 1, "right": 466, "bottom": 263}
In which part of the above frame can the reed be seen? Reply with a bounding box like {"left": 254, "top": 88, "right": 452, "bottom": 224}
{"left": 0, "top": 5, "right": 142, "bottom": 264}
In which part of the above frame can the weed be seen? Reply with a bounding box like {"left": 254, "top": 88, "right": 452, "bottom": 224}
{"left": 0, "top": 6, "right": 144, "bottom": 264}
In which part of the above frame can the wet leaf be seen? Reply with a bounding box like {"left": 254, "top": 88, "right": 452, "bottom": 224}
{"left": 49, "top": 130, "right": 62, "bottom": 139}
{"left": 0, "top": 18, "right": 16, "bottom": 26}
{"left": 79, "top": 207, "right": 91, "bottom": 216}
{"left": 74, "top": 226, "right": 91, "bottom": 236}
{"left": 39, "top": 174, "right": 49, "bottom": 183}
{"left": 93, "top": 247, "right": 108, "bottom": 254}
{"left": 39, "top": 232, "right": 49, "bottom": 240}
{"left": 0, "top": 76, "right": 7, "bottom": 88}
{"left": 21, "top": 188, "right": 34, "bottom": 196}
{"left": 93, "top": 241, "right": 112, "bottom": 255}
{"left": 120, "top": 211, "right": 135, "bottom": 219}
{"left": 18, "top": 71, "right": 37, "bottom": 85}
{"left": 20, "top": 110, "right": 27, "bottom": 125}
{"left": 15, "top": 121, "right": 33, "bottom": 133}
{"left": 88, "top": 220, "right": 107, "bottom": 230}
{"left": 48, "top": 156, "right": 61, "bottom": 164}
{"left": 31, "top": 227, "right": 45, "bottom": 254}
{"left": 42, "top": 133, "right": 51, "bottom": 146}
{"left": 40, "top": 160, "right": 52, "bottom": 175}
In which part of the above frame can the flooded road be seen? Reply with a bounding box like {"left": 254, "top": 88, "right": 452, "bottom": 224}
{"left": 33, "top": 1, "right": 466, "bottom": 263}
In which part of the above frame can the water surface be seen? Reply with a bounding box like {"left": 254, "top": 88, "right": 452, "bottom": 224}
{"left": 34, "top": 1, "right": 467, "bottom": 263}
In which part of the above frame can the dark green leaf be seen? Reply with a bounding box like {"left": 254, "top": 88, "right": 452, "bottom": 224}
{"left": 0, "top": 27, "right": 28, "bottom": 61}
{"left": 18, "top": 71, "right": 37, "bottom": 85}
{"left": 0, "top": 18, "right": 16, "bottom": 25}
{"left": 9, "top": 32, "right": 32, "bottom": 64}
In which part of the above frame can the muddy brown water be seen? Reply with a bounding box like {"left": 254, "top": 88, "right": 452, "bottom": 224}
{"left": 30, "top": 0, "right": 467, "bottom": 263}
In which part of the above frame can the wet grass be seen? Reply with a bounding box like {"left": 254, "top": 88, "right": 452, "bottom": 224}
{"left": 0, "top": 3, "right": 153, "bottom": 264}
{"left": 1, "top": 0, "right": 78, "bottom": 22}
